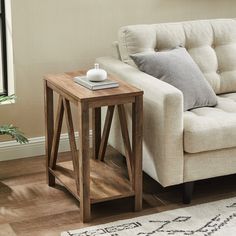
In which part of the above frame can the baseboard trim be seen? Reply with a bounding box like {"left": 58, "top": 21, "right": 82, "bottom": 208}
{"left": 0, "top": 131, "right": 92, "bottom": 162}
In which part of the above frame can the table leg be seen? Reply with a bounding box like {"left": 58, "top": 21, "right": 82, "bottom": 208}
{"left": 78, "top": 101, "right": 91, "bottom": 222}
{"left": 132, "top": 95, "right": 143, "bottom": 211}
{"left": 44, "top": 80, "right": 55, "bottom": 186}
{"left": 92, "top": 107, "right": 101, "bottom": 159}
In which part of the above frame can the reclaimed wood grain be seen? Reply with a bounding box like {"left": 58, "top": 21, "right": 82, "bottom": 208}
{"left": 44, "top": 72, "right": 142, "bottom": 103}
{"left": 132, "top": 95, "right": 143, "bottom": 211}
{"left": 49, "top": 96, "right": 64, "bottom": 169}
{"left": 63, "top": 98, "right": 80, "bottom": 192}
{"left": 44, "top": 80, "right": 55, "bottom": 186}
{"left": 92, "top": 108, "right": 101, "bottom": 159}
{"left": 98, "top": 106, "right": 115, "bottom": 161}
{"left": 50, "top": 159, "right": 134, "bottom": 204}
{"left": 118, "top": 104, "right": 133, "bottom": 184}
{"left": 78, "top": 101, "right": 91, "bottom": 222}
{"left": 44, "top": 70, "right": 144, "bottom": 223}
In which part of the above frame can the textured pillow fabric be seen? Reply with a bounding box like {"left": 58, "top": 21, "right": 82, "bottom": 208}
{"left": 130, "top": 47, "right": 218, "bottom": 111}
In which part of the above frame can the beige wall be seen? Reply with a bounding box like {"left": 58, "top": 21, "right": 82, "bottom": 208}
{"left": 0, "top": 0, "right": 236, "bottom": 139}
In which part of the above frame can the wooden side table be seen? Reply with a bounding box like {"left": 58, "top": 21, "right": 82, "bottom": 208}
{"left": 44, "top": 71, "right": 143, "bottom": 222}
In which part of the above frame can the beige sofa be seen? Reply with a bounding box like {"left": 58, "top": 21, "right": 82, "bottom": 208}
{"left": 97, "top": 19, "right": 236, "bottom": 203}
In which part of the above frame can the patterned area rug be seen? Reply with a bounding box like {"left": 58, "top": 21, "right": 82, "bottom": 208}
{"left": 61, "top": 197, "right": 236, "bottom": 236}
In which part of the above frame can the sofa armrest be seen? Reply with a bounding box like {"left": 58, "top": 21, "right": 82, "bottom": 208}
{"left": 96, "top": 57, "right": 184, "bottom": 187}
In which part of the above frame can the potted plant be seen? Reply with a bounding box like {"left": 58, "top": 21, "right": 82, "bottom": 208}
{"left": 0, "top": 95, "right": 28, "bottom": 144}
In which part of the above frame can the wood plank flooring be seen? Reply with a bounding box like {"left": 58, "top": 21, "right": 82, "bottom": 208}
{"left": 1, "top": 147, "right": 236, "bottom": 235}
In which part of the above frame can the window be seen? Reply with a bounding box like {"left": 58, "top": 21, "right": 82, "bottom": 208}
{"left": 0, "top": 0, "right": 8, "bottom": 96}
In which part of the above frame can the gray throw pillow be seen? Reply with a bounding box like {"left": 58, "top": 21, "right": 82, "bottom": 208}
{"left": 130, "top": 47, "right": 217, "bottom": 111}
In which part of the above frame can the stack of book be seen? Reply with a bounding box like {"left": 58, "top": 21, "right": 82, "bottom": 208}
{"left": 74, "top": 76, "right": 119, "bottom": 91}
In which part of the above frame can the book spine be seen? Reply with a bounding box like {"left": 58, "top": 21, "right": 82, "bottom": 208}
{"left": 93, "top": 84, "right": 119, "bottom": 90}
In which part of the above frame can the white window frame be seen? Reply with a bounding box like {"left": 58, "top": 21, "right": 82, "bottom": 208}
{"left": 0, "top": 0, "right": 14, "bottom": 98}
{"left": 5, "top": 0, "right": 14, "bottom": 96}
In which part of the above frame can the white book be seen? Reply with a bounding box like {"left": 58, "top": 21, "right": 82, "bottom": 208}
{"left": 74, "top": 76, "right": 119, "bottom": 90}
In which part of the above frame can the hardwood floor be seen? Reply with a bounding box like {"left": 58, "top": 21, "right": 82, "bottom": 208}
{"left": 1, "top": 147, "right": 236, "bottom": 235}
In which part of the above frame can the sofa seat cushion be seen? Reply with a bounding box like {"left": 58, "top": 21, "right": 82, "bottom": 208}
{"left": 184, "top": 93, "right": 236, "bottom": 153}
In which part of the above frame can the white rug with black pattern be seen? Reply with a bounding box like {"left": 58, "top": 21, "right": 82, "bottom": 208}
{"left": 61, "top": 197, "right": 236, "bottom": 236}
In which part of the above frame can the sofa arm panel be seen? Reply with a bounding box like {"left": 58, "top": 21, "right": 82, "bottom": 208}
{"left": 96, "top": 57, "right": 184, "bottom": 187}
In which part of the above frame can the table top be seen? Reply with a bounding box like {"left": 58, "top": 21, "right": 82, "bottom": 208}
{"left": 44, "top": 70, "right": 143, "bottom": 102}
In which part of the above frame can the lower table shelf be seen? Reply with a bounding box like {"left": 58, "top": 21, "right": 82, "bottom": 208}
{"left": 49, "top": 158, "right": 135, "bottom": 204}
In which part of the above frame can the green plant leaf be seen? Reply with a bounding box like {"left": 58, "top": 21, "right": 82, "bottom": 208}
{"left": 0, "top": 94, "right": 16, "bottom": 104}
{"left": 0, "top": 95, "right": 28, "bottom": 144}
{"left": 0, "top": 124, "right": 28, "bottom": 144}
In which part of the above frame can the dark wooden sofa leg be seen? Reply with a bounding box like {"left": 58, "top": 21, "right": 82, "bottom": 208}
{"left": 183, "top": 181, "right": 194, "bottom": 204}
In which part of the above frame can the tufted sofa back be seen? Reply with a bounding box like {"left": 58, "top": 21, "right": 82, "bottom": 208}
{"left": 118, "top": 19, "right": 236, "bottom": 94}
